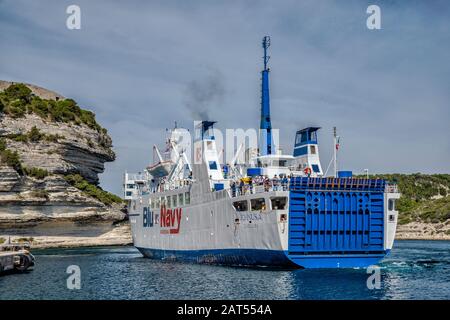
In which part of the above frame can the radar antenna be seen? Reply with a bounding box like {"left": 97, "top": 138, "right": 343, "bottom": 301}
{"left": 262, "top": 36, "right": 271, "bottom": 70}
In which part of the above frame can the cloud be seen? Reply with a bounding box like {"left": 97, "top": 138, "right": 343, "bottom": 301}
{"left": 183, "top": 68, "right": 226, "bottom": 121}
{"left": 1, "top": 0, "right": 449, "bottom": 195}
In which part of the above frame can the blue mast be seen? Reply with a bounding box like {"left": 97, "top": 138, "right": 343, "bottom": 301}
{"left": 259, "top": 36, "right": 274, "bottom": 156}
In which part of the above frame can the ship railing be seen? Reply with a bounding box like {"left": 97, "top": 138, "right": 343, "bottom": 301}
{"left": 289, "top": 176, "right": 394, "bottom": 192}
{"left": 126, "top": 173, "right": 147, "bottom": 182}
{"left": 152, "top": 179, "right": 193, "bottom": 193}
{"left": 228, "top": 177, "right": 397, "bottom": 196}
{"left": 385, "top": 183, "right": 399, "bottom": 193}
{"left": 229, "top": 181, "right": 289, "bottom": 197}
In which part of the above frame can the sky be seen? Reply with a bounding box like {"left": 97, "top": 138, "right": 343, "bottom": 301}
{"left": 1, "top": 0, "right": 449, "bottom": 195}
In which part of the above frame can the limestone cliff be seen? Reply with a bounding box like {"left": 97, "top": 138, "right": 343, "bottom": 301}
{"left": 0, "top": 81, "right": 131, "bottom": 248}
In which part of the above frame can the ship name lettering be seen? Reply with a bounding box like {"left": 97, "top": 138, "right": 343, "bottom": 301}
{"left": 160, "top": 205, "right": 182, "bottom": 234}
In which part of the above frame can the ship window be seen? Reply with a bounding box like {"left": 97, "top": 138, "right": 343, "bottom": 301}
{"left": 312, "top": 164, "right": 320, "bottom": 173}
{"left": 271, "top": 197, "right": 287, "bottom": 210}
{"left": 310, "top": 145, "right": 316, "bottom": 154}
{"left": 185, "top": 192, "right": 190, "bottom": 205}
{"left": 233, "top": 200, "right": 248, "bottom": 212}
{"left": 178, "top": 193, "right": 184, "bottom": 206}
{"left": 301, "top": 132, "right": 308, "bottom": 143}
{"left": 209, "top": 161, "right": 218, "bottom": 170}
{"left": 251, "top": 198, "right": 266, "bottom": 211}
{"left": 388, "top": 199, "right": 396, "bottom": 211}
{"left": 126, "top": 191, "right": 132, "bottom": 197}
{"left": 127, "top": 184, "right": 135, "bottom": 189}
{"left": 172, "top": 195, "right": 177, "bottom": 207}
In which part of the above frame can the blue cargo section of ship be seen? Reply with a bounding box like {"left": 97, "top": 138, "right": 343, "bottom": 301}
{"left": 286, "top": 177, "right": 388, "bottom": 268}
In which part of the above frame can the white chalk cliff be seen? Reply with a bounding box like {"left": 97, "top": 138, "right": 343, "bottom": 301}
{"left": 0, "top": 81, "right": 131, "bottom": 247}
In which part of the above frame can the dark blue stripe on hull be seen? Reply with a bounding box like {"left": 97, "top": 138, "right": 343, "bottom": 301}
{"left": 136, "top": 247, "right": 387, "bottom": 268}
{"left": 136, "top": 247, "right": 297, "bottom": 268}
{"left": 287, "top": 253, "right": 386, "bottom": 268}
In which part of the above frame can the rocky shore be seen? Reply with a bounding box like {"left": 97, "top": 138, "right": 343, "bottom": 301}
{"left": 0, "top": 81, "right": 131, "bottom": 249}
{"left": 1, "top": 224, "right": 132, "bottom": 249}
{"left": 396, "top": 222, "right": 450, "bottom": 241}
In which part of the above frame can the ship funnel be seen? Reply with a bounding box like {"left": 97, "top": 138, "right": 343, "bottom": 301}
{"left": 195, "top": 120, "right": 217, "bottom": 141}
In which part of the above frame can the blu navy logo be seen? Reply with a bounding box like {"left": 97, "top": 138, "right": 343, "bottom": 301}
{"left": 143, "top": 207, "right": 154, "bottom": 228}
{"left": 160, "top": 205, "right": 182, "bottom": 234}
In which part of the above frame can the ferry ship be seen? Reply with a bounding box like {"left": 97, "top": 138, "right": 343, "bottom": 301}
{"left": 124, "top": 36, "right": 400, "bottom": 268}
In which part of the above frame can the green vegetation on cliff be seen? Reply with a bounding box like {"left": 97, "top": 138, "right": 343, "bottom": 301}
{"left": 0, "top": 137, "right": 23, "bottom": 174}
{"left": 366, "top": 174, "right": 450, "bottom": 224}
{"left": 64, "top": 174, "right": 123, "bottom": 206}
{"left": 0, "top": 83, "right": 106, "bottom": 133}
{"left": 5, "top": 126, "right": 65, "bottom": 144}
{"left": 23, "top": 167, "right": 49, "bottom": 179}
{"left": 1, "top": 137, "right": 48, "bottom": 179}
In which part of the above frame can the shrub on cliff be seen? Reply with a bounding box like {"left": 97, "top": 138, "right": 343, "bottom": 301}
{"left": 6, "top": 128, "right": 64, "bottom": 144}
{"left": 0, "top": 138, "right": 6, "bottom": 151}
{"left": 64, "top": 174, "right": 123, "bottom": 206}
{"left": 0, "top": 138, "right": 24, "bottom": 174}
{"left": 4, "top": 83, "right": 32, "bottom": 101}
{"left": 23, "top": 167, "right": 49, "bottom": 179}
{"left": 1, "top": 83, "right": 106, "bottom": 133}
{"left": 0, "top": 148, "right": 23, "bottom": 174}
{"left": 8, "top": 100, "right": 27, "bottom": 118}
{"left": 44, "top": 133, "right": 65, "bottom": 143}
{"left": 28, "top": 126, "right": 44, "bottom": 142}
{"left": 7, "top": 133, "right": 28, "bottom": 143}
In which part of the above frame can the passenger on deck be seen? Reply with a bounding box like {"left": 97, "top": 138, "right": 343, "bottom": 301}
{"left": 281, "top": 175, "right": 289, "bottom": 190}
{"left": 239, "top": 179, "right": 245, "bottom": 196}
{"left": 273, "top": 174, "right": 280, "bottom": 191}
{"left": 263, "top": 176, "right": 270, "bottom": 192}
{"left": 230, "top": 181, "right": 236, "bottom": 197}
{"left": 223, "top": 164, "right": 229, "bottom": 179}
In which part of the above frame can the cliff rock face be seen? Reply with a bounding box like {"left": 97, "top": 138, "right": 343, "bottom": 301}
{"left": 0, "top": 113, "right": 114, "bottom": 184}
{"left": 0, "top": 81, "right": 130, "bottom": 247}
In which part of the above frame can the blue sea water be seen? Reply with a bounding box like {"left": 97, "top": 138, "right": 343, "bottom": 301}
{"left": 0, "top": 240, "right": 449, "bottom": 300}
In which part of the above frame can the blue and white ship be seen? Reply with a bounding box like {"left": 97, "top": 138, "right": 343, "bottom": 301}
{"left": 124, "top": 36, "right": 400, "bottom": 268}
